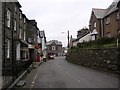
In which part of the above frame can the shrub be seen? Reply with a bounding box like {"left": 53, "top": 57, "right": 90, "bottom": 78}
{"left": 76, "top": 37, "right": 118, "bottom": 49}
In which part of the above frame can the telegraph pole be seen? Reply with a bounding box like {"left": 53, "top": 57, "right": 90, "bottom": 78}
{"left": 68, "top": 30, "right": 69, "bottom": 48}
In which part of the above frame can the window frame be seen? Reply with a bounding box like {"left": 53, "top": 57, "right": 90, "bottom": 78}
{"left": 117, "top": 11, "right": 119, "bottom": 20}
{"left": 106, "top": 17, "right": 110, "bottom": 25}
{"left": 6, "top": 8, "right": 11, "bottom": 28}
{"left": 52, "top": 46, "right": 56, "bottom": 50}
{"left": 93, "top": 22, "right": 96, "bottom": 28}
{"left": 23, "top": 31, "right": 26, "bottom": 41}
{"left": 7, "top": 38, "right": 10, "bottom": 58}
{"left": 19, "top": 28, "right": 22, "bottom": 39}
{"left": 14, "top": 19, "right": 17, "bottom": 31}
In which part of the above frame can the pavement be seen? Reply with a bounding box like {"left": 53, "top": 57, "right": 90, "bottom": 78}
{"left": 7, "top": 60, "right": 44, "bottom": 89}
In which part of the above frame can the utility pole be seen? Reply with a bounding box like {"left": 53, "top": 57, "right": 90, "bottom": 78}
{"left": 68, "top": 30, "right": 69, "bottom": 48}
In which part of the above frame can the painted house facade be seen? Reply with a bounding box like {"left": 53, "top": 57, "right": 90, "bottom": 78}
{"left": 71, "top": 28, "right": 91, "bottom": 47}
{"left": 38, "top": 30, "right": 47, "bottom": 50}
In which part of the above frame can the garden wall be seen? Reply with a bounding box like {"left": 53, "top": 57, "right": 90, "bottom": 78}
{"left": 67, "top": 47, "right": 120, "bottom": 74}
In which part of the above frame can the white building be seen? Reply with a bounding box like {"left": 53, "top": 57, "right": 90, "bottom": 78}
{"left": 71, "top": 28, "right": 91, "bottom": 47}
{"left": 37, "top": 30, "right": 47, "bottom": 50}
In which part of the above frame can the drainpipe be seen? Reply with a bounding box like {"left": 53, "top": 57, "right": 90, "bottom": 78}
{"left": 3, "top": 2, "right": 5, "bottom": 76}
{"left": 11, "top": 3, "right": 15, "bottom": 81}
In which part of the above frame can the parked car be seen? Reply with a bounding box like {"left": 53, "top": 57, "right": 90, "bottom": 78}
{"left": 48, "top": 55, "right": 54, "bottom": 60}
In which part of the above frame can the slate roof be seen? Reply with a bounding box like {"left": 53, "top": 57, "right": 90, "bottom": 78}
{"left": 92, "top": 8, "right": 106, "bottom": 19}
{"left": 92, "top": 1, "right": 119, "bottom": 19}
{"left": 104, "top": 1, "right": 119, "bottom": 17}
{"left": 47, "top": 40, "right": 62, "bottom": 45}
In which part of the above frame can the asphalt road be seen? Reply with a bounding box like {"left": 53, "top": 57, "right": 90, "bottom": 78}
{"left": 23, "top": 56, "right": 118, "bottom": 89}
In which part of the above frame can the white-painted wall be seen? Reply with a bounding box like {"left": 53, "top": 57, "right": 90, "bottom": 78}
{"left": 72, "top": 40, "right": 79, "bottom": 47}
{"left": 72, "top": 33, "right": 92, "bottom": 47}
{"left": 79, "top": 33, "right": 92, "bottom": 43}
{"left": 42, "top": 37, "right": 47, "bottom": 50}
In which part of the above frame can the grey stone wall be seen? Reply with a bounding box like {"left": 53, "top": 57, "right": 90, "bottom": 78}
{"left": 68, "top": 47, "right": 119, "bottom": 74}
{"left": 0, "top": 1, "right": 2, "bottom": 89}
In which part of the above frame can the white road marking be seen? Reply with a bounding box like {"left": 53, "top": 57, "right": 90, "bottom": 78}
{"left": 30, "top": 69, "right": 38, "bottom": 89}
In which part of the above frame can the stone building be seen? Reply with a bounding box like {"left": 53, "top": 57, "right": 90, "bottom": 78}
{"left": 47, "top": 40, "right": 62, "bottom": 56}
{"left": 89, "top": 8, "right": 106, "bottom": 40}
{"left": 1, "top": 2, "right": 22, "bottom": 88}
{"left": 0, "top": 1, "right": 39, "bottom": 89}
{"left": 118, "top": 0, "right": 120, "bottom": 30}
{"left": 27, "top": 20, "right": 38, "bottom": 62}
{"left": 103, "top": 1, "right": 119, "bottom": 37}
{"left": 89, "top": 0, "right": 120, "bottom": 39}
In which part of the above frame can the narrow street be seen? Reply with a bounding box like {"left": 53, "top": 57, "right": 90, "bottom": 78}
{"left": 21, "top": 56, "right": 118, "bottom": 89}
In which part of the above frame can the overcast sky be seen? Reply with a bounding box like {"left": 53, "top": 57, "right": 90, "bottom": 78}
{"left": 18, "top": 0, "right": 113, "bottom": 47}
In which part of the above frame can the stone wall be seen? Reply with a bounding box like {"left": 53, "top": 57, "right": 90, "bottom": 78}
{"left": 67, "top": 47, "right": 120, "bottom": 74}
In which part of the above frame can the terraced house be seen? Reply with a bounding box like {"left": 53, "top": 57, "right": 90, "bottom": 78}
{"left": 0, "top": 1, "right": 40, "bottom": 89}
{"left": 89, "top": 0, "right": 120, "bottom": 40}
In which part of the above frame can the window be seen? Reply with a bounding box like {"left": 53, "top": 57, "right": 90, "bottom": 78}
{"left": 93, "top": 22, "right": 96, "bottom": 28}
{"left": 106, "top": 17, "right": 110, "bottom": 25}
{"left": 24, "top": 18, "right": 26, "bottom": 23}
{"left": 16, "top": 43, "right": 20, "bottom": 60}
{"left": 19, "top": 12, "right": 22, "bottom": 19}
{"left": 6, "top": 9, "right": 11, "bottom": 27}
{"left": 23, "top": 31, "right": 26, "bottom": 41}
{"left": 21, "top": 50, "right": 29, "bottom": 61}
{"left": 14, "top": 6, "right": 17, "bottom": 12}
{"left": 7, "top": 39, "right": 10, "bottom": 58}
{"left": 14, "top": 19, "right": 17, "bottom": 31}
{"left": 106, "top": 32, "right": 111, "bottom": 38}
{"left": 117, "top": 29, "right": 120, "bottom": 34}
{"left": 117, "top": 11, "right": 119, "bottom": 20}
{"left": 52, "top": 46, "right": 56, "bottom": 50}
{"left": 19, "top": 28, "right": 22, "bottom": 39}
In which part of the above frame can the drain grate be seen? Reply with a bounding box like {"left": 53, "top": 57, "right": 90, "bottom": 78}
{"left": 16, "top": 80, "right": 26, "bottom": 87}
